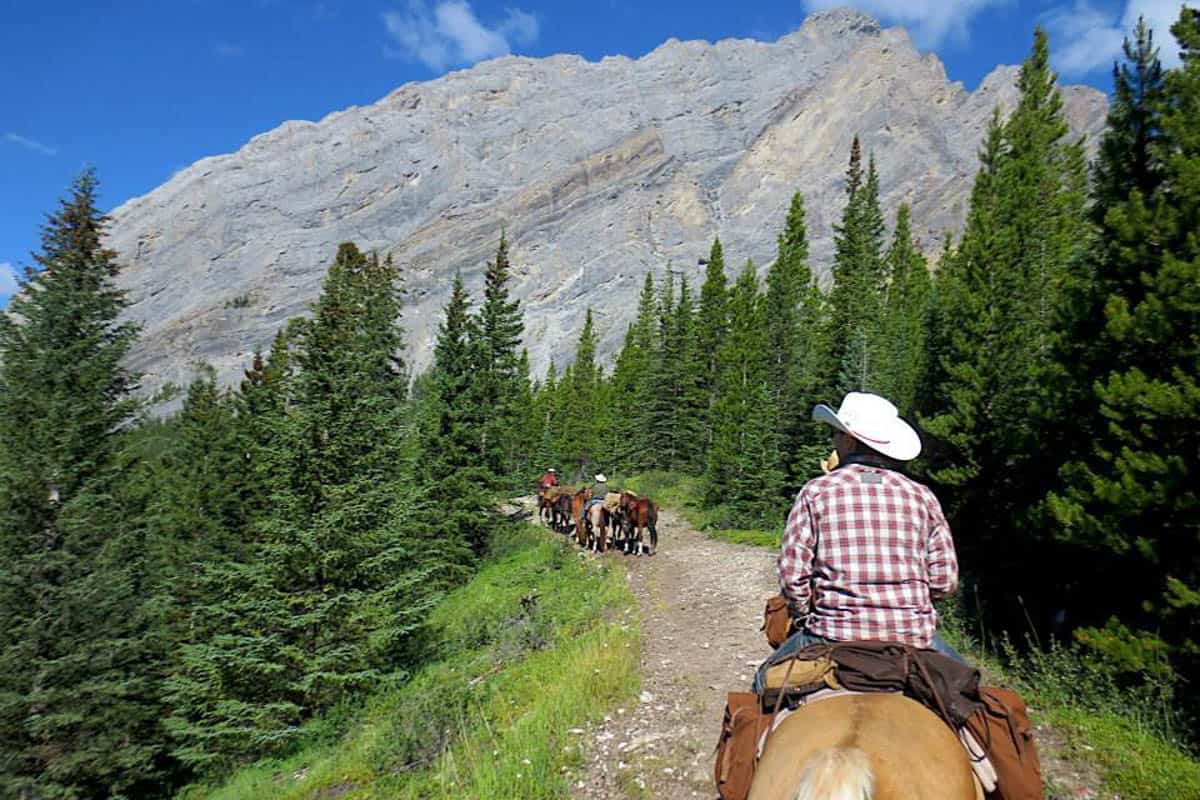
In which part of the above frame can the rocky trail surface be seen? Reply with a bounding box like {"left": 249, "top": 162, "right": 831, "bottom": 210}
{"left": 562, "top": 507, "right": 777, "bottom": 800}
{"left": 539, "top": 505, "right": 1103, "bottom": 800}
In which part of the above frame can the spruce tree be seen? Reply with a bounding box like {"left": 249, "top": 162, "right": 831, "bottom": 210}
{"left": 696, "top": 240, "right": 729, "bottom": 450}
{"left": 472, "top": 234, "right": 525, "bottom": 483}
{"left": 643, "top": 273, "right": 679, "bottom": 469}
{"left": 0, "top": 171, "right": 163, "bottom": 796}
{"left": 1046, "top": 8, "right": 1200, "bottom": 688}
{"left": 166, "top": 245, "right": 437, "bottom": 771}
{"left": 877, "top": 204, "right": 931, "bottom": 415}
{"left": 422, "top": 271, "right": 492, "bottom": 556}
{"left": 827, "top": 142, "right": 888, "bottom": 397}
{"left": 705, "top": 261, "right": 784, "bottom": 526}
{"left": 561, "top": 308, "right": 600, "bottom": 470}
{"left": 921, "top": 28, "right": 1089, "bottom": 627}
{"left": 609, "top": 273, "right": 659, "bottom": 471}
{"left": 765, "top": 192, "right": 827, "bottom": 488}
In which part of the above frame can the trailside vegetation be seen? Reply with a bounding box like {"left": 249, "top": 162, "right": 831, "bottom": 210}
{"left": 2, "top": 12, "right": 1200, "bottom": 798}
{"left": 0, "top": 188, "right": 542, "bottom": 794}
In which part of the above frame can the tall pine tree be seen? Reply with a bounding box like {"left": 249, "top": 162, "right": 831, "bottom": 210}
{"left": 1046, "top": 9, "right": 1200, "bottom": 690}
{"left": 704, "top": 261, "right": 784, "bottom": 526}
{"left": 0, "top": 171, "right": 161, "bottom": 797}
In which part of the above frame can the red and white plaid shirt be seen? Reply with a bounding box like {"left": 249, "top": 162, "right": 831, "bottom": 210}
{"left": 778, "top": 462, "right": 958, "bottom": 648}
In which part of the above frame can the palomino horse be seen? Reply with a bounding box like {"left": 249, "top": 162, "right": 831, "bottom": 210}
{"left": 618, "top": 491, "right": 658, "bottom": 555}
{"left": 748, "top": 693, "right": 980, "bottom": 800}
{"left": 586, "top": 500, "right": 610, "bottom": 552}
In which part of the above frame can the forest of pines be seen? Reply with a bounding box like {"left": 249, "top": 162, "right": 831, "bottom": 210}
{"left": 0, "top": 13, "right": 1198, "bottom": 797}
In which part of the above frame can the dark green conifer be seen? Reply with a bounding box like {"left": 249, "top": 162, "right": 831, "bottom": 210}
{"left": 704, "top": 261, "right": 784, "bottom": 526}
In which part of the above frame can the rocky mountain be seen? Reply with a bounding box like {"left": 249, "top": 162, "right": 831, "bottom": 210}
{"left": 107, "top": 8, "right": 1107, "bottom": 395}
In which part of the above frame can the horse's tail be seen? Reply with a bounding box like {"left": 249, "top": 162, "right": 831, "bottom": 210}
{"left": 791, "top": 747, "right": 873, "bottom": 800}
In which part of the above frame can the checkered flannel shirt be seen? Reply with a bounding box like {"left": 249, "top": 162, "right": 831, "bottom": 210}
{"left": 778, "top": 463, "right": 959, "bottom": 648}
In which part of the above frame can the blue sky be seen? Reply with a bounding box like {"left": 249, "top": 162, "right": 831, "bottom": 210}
{"left": 0, "top": 1, "right": 1189, "bottom": 303}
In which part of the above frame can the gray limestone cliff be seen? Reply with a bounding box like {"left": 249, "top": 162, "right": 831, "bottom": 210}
{"left": 106, "top": 9, "right": 1107, "bottom": 395}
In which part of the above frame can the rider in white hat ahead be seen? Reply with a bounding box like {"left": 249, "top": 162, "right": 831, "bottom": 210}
{"left": 755, "top": 392, "right": 961, "bottom": 690}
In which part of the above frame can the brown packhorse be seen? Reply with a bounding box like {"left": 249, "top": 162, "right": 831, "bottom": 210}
{"left": 748, "top": 693, "right": 980, "bottom": 800}
{"left": 618, "top": 491, "right": 658, "bottom": 556}
{"left": 552, "top": 491, "right": 575, "bottom": 533}
{"left": 571, "top": 488, "right": 592, "bottom": 548}
{"left": 537, "top": 485, "right": 563, "bottom": 525}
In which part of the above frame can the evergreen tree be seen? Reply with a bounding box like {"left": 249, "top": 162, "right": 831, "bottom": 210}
{"left": 643, "top": 273, "right": 679, "bottom": 469}
{"left": 877, "top": 204, "right": 931, "bottom": 415}
{"left": 472, "top": 234, "right": 525, "bottom": 482}
{"left": 0, "top": 171, "right": 164, "bottom": 797}
{"left": 704, "top": 261, "right": 784, "bottom": 526}
{"left": 670, "top": 277, "right": 706, "bottom": 470}
{"left": 422, "top": 271, "right": 493, "bottom": 556}
{"left": 166, "top": 244, "right": 437, "bottom": 771}
{"left": 561, "top": 308, "right": 601, "bottom": 470}
{"left": 827, "top": 142, "right": 888, "bottom": 397}
{"left": 531, "top": 361, "right": 561, "bottom": 473}
{"left": 765, "top": 192, "right": 826, "bottom": 488}
{"left": 921, "top": 28, "right": 1089, "bottom": 628}
{"left": 608, "top": 273, "right": 659, "bottom": 471}
{"left": 1046, "top": 8, "right": 1200, "bottom": 689}
{"left": 695, "top": 240, "right": 729, "bottom": 449}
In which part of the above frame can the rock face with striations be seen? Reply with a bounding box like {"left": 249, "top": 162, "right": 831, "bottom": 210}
{"left": 107, "top": 9, "right": 1107, "bottom": 395}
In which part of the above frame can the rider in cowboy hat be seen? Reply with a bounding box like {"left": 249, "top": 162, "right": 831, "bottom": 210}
{"left": 755, "top": 392, "right": 962, "bottom": 691}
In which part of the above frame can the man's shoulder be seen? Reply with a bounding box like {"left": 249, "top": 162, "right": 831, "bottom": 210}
{"left": 798, "top": 468, "right": 856, "bottom": 499}
{"left": 800, "top": 465, "right": 935, "bottom": 496}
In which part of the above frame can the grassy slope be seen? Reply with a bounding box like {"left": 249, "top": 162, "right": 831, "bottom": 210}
{"left": 619, "top": 471, "right": 1200, "bottom": 800}
{"left": 181, "top": 524, "right": 639, "bottom": 800}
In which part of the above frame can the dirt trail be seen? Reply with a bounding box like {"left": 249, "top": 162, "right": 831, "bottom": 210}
{"left": 566, "top": 507, "right": 778, "bottom": 800}
{"left": 550, "top": 504, "right": 1103, "bottom": 800}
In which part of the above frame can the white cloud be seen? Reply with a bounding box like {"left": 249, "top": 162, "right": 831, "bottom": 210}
{"left": 383, "top": 1, "right": 540, "bottom": 71}
{"left": 4, "top": 132, "right": 57, "bottom": 156}
{"left": 1044, "top": 0, "right": 1187, "bottom": 76}
{"left": 0, "top": 263, "right": 20, "bottom": 298}
{"left": 801, "top": 0, "right": 1011, "bottom": 48}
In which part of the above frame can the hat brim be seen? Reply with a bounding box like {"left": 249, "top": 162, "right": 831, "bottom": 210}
{"left": 812, "top": 404, "right": 850, "bottom": 434}
{"left": 811, "top": 403, "right": 922, "bottom": 462}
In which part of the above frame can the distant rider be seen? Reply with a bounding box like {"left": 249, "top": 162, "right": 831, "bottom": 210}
{"left": 538, "top": 468, "right": 559, "bottom": 491}
{"left": 756, "top": 392, "right": 962, "bottom": 692}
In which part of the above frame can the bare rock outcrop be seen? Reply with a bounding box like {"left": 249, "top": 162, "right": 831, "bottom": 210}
{"left": 107, "top": 8, "right": 1106, "bottom": 394}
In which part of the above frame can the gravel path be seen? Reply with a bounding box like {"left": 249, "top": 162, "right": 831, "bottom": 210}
{"left": 565, "top": 507, "right": 778, "bottom": 800}
{"left": 545, "top": 503, "right": 1101, "bottom": 800}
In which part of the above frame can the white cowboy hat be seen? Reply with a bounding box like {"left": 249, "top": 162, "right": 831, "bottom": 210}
{"left": 548, "top": 468, "right": 557, "bottom": 473}
{"left": 812, "top": 392, "right": 922, "bottom": 462}
{"left": 594, "top": 473, "right": 607, "bottom": 483}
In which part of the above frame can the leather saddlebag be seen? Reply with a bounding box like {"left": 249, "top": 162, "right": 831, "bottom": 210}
{"left": 964, "top": 686, "right": 1043, "bottom": 800}
{"left": 714, "top": 691, "right": 767, "bottom": 800}
{"left": 762, "top": 594, "right": 793, "bottom": 649}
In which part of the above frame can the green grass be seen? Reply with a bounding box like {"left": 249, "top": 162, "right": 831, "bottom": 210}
{"left": 938, "top": 598, "right": 1200, "bottom": 800}
{"left": 180, "top": 524, "right": 640, "bottom": 800}
{"left": 616, "top": 471, "right": 779, "bottom": 549}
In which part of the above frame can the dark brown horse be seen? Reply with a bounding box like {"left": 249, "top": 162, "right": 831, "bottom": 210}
{"left": 552, "top": 491, "right": 575, "bottom": 533}
{"left": 619, "top": 492, "right": 658, "bottom": 555}
{"left": 537, "top": 485, "right": 563, "bottom": 525}
{"left": 571, "top": 488, "right": 592, "bottom": 548}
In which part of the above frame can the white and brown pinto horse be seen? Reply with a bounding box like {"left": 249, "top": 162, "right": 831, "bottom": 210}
{"left": 749, "top": 693, "right": 981, "bottom": 800}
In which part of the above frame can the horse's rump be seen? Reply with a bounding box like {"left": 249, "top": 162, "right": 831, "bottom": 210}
{"left": 749, "top": 693, "right": 977, "bottom": 800}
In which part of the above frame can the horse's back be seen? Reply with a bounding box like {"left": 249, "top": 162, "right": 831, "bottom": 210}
{"left": 750, "top": 693, "right": 977, "bottom": 800}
